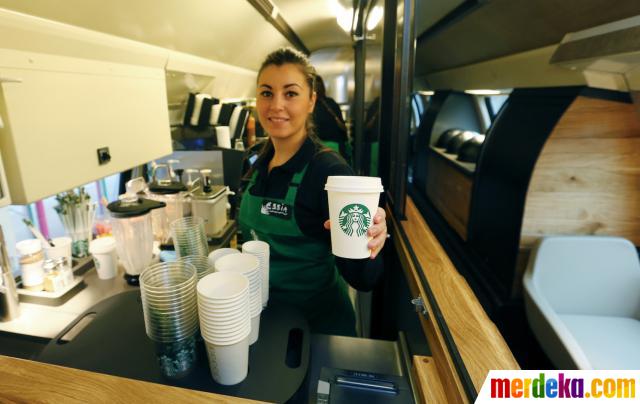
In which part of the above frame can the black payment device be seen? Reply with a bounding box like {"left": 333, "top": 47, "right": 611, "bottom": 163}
{"left": 317, "top": 367, "right": 413, "bottom": 404}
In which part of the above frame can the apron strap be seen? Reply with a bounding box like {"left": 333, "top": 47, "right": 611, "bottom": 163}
{"left": 284, "top": 164, "right": 309, "bottom": 203}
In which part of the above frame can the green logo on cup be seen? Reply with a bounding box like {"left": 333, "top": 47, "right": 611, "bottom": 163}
{"left": 338, "top": 204, "right": 371, "bottom": 237}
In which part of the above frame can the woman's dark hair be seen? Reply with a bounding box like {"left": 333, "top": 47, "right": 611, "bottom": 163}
{"left": 315, "top": 75, "right": 327, "bottom": 99}
{"left": 252, "top": 47, "right": 327, "bottom": 167}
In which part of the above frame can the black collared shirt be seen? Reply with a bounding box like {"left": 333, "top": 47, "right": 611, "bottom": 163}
{"left": 243, "top": 137, "right": 382, "bottom": 291}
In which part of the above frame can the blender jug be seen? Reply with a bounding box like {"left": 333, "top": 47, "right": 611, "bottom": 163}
{"left": 147, "top": 161, "right": 188, "bottom": 247}
{"left": 107, "top": 194, "right": 165, "bottom": 286}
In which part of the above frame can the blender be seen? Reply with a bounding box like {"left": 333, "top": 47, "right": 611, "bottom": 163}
{"left": 147, "top": 160, "right": 188, "bottom": 247}
{"left": 107, "top": 194, "right": 165, "bottom": 286}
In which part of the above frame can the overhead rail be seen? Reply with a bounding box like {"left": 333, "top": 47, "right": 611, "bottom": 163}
{"left": 247, "top": 0, "right": 310, "bottom": 54}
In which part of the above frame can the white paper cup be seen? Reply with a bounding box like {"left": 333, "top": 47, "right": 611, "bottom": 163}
{"left": 214, "top": 253, "right": 259, "bottom": 274}
{"left": 197, "top": 272, "right": 248, "bottom": 299}
{"left": 216, "top": 126, "right": 231, "bottom": 148}
{"left": 207, "top": 248, "right": 240, "bottom": 269}
{"left": 249, "top": 313, "right": 260, "bottom": 345}
{"left": 205, "top": 335, "right": 249, "bottom": 385}
{"left": 89, "top": 237, "right": 118, "bottom": 279}
{"left": 43, "top": 236, "right": 72, "bottom": 264}
{"left": 242, "top": 241, "right": 270, "bottom": 307}
{"left": 325, "top": 176, "right": 383, "bottom": 259}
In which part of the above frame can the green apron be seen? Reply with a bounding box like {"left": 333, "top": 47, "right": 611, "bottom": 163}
{"left": 239, "top": 163, "right": 356, "bottom": 336}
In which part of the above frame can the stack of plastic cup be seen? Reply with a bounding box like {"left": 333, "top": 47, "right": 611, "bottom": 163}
{"left": 214, "top": 253, "right": 262, "bottom": 345}
{"left": 207, "top": 247, "right": 240, "bottom": 269}
{"left": 171, "top": 217, "right": 208, "bottom": 258}
{"left": 197, "top": 272, "right": 251, "bottom": 385}
{"left": 241, "top": 241, "right": 270, "bottom": 307}
{"left": 177, "top": 255, "right": 213, "bottom": 280}
{"left": 140, "top": 261, "right": 199, "bottom": 379}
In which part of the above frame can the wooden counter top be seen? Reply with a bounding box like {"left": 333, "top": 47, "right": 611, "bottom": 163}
{"left": 0, "top": 355, "right": 260, "bottom": 403}
{"left": 390, "top": 197, "right": 519, "bottom": 403}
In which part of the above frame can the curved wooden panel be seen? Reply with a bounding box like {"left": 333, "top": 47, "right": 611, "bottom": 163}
{"left": 521, "top": 94, "right": 640, "bottom": 247}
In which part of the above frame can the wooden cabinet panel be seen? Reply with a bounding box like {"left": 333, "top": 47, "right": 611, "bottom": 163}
{"left": 521, "top": 95, "right": 640, "bottom": 247}
{"left": 426, "top": 153, "right": 473, "bottom": 240}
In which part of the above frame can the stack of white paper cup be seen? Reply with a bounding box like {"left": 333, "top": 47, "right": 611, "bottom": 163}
{"left": 325, "top": 176, "right": 384, "bottom": 259}
{"left": 140, "top": 261, "right": 199, "bottom": 379}
{"left": 207, "top": 247, "right": 240, "bottom": 269}
{"left": 216, "top": 126, "right": 231, "bottom": 148}
{"left": 214, "top": 253, "right": 262, "bottom": 345}
{"left": 197, "top": 272, "right": 251, "bottom": 385}
{"left": 241, "top": 241, "right": 270, "bottom": 307}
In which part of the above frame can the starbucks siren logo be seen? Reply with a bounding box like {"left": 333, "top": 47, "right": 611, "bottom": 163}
{"left": 338, "top": 204, "right": 371, "bottom": 237}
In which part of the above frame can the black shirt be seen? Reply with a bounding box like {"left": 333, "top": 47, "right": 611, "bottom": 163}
{"left": 244, "top": 137, "right": 382, "bottom": 291}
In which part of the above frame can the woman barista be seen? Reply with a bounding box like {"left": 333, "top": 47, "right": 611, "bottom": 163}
{"left": 239, "top": 48, "right": 387, "bottom": 336}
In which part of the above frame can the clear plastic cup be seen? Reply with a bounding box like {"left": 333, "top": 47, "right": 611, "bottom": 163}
{"left": 178, "top": 255, "right": 213, "bottom": 280}
{"left": 171, "top": 217, "right": 208, "bottom": 257}
{"left": 140, "top": 261, "right": 198, "bottom": 343}
{"left": 154, "top": 334, "right": 197, "bottom": 379}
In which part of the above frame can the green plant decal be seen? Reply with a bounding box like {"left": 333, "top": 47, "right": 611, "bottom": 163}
{"left": 338, "top": 204, "right": 371, "bottom": 237}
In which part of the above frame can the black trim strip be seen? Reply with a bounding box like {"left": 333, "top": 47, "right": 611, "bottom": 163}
{"left": 397, "top": 331, "right": 420, "bottom": 404}
{"left": 394, "top": 209, "right": 478, "bottom": 402}
{"left": 417, "top": 0, "right": 488, "bottom": 42}
{"left": 247, "top": 0, "right": 310, "bottom": 55}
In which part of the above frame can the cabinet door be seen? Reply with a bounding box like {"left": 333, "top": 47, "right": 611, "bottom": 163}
{"left": 0, "top": 49, "right": 172, "bottom": 204}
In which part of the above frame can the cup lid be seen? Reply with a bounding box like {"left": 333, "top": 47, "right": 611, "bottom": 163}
{"left": 107, "top": 196, "right": 166, "bottom": 218}
{"left": 325, "top": 176, "right": 383, "bottom": 192}
{"left": 148, "top": 181, "right": 187, "bottom": 194}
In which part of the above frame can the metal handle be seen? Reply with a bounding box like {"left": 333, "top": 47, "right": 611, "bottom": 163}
{"left": 0, "top": 76, "right": 22, "bottom": 84}
{"left": 411, "top": 296, "right": 428, "bottom": 317}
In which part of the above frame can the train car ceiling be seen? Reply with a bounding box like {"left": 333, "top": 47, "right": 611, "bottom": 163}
{"left": 415, "top": 0, "right": 640, "bottom": 90}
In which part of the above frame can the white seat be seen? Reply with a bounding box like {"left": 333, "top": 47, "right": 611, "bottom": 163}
{"left": 523, "top": 236, "right": 640, "bottom": 369}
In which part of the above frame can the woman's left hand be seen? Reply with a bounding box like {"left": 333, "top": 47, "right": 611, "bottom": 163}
{"left": 323, "top": 207, "right": 388, "bottom": 259}
{"left": 367, "top": 207, "right": 387, "bottom": 259}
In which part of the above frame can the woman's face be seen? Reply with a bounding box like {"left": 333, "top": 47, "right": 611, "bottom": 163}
{"left": 256, "top": 64, "right": 316, "bottom": 142}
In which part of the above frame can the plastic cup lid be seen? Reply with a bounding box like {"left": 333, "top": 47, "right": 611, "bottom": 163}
{"left": 89, "top": 237, "right": 116, "bottom": 254}
{"left": 324, "top": 176, "right": 383, "bottom": 192}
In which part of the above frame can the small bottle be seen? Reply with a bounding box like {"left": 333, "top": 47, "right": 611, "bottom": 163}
{"left": 55, "top": 257, "right": 74, "bottom": 287}
{"left": 43, "top": 259, "right": 64, "bottom": 292}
